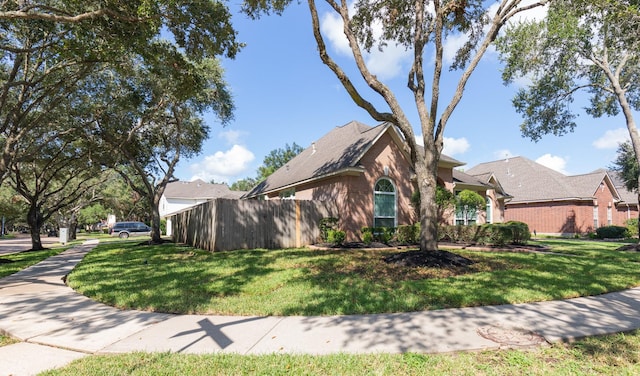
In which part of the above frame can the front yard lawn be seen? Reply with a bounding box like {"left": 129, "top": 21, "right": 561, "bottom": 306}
{"left": 66, "top": 239, "right": 640, "bottom": 316}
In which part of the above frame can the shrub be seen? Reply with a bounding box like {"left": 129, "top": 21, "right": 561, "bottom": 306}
{"left": 625, "top": 218, "right": 639, "bottom": 238}
{"left": 362, "top": 230, "right": 373, "bottom": 245}
{"left": 595, "top": 225, "right": 630, "bottom": 239}
{"left": 505, "top": 221, "right": 531, "bottom": 244}
{"left": 319, "top": 217, "right": 339, "bottom": 242}
{"left": 436, "top": 221, "right": 530, "bottom": 245}
{"left": 327, "top": 229, "right": 346, "bottom": 246}
{"left": 396, "top": 224, "right": 419, "bottom": 244}
{"left": 361, "top": 226, "right": 396, "bottom": 244}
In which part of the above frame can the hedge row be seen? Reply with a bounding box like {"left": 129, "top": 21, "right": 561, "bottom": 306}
{"left": 438, "top": 221, "right": 530, "bottom": 245}
{"left": 359, "top": 221, "right": 531, "bottom": 246}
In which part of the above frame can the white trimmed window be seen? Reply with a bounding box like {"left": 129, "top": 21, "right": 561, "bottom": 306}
{"left": 374, "top": 178, "right": 396, "bottom": 228}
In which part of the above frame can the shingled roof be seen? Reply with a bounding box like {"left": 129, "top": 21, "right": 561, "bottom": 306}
{"left": 164, "top": 179, "right": 244, "bottom": 200}
{"left": 608, "top": 170, "right": 639, "bottom": 206}
{"left": 244, "top": 120, "right": 464, "bottom": 198}
{"left": 466, "top": 156, "right": 619, "bottom": 204}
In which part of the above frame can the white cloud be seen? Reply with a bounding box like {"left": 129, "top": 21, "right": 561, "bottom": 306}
{"left": 593, "top": 128, "right": 629, "bottom": 149}
{"left": 189, "top": 144, "right": 255, "bottom": 183}
{"left": 320, "top": 8, "right": 412, "bottom": 81}
{"left": 536, "top": 153, "right": 567, "bottom": 174}
{"left": 443, "top": 137, "right": 470, "bottom": 156}
{"left": 414, "top": 134, "right": 424, "bottom": 147}
{"left": 493, "top": 149, "right": 515, "bottom": 160}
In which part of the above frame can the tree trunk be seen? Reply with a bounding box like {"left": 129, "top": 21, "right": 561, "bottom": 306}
{"left": 68, "top": 213, "right": 78, "bottom": 240}
{"left": 26, "top": 204, "right": 44, "bottom": 251}
{"left": 415, "top": 155, "right": 439, "bottom": 251}
{"left": 150, "top": 192, "right": 163, "bottom": 243}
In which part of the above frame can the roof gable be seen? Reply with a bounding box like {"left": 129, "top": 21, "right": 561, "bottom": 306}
{"left": 244, "top": 120, "right": 467, "bottom": 198}
{"left": 466, "top": 156, "right": 616, "bottom": 204}
{"left": 163, "top": 179, "right": 244, "bottom": 200}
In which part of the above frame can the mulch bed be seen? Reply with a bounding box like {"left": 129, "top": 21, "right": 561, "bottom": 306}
{"left": 383, "top": 249, "right": 474, "bottom": 268}
{"left": 313, "top": 241, "right": 551, "bottom": 268}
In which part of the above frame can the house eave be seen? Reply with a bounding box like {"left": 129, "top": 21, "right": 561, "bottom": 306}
{"left": 244, "top": 167, "right": 366, "bottom": 199}
{"left": 507, "top": 197, "right": 596, "bottom": 205}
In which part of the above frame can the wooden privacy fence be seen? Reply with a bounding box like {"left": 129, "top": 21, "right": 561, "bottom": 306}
{"left": 170, "top": 198, "right": 339, "bottom": 252}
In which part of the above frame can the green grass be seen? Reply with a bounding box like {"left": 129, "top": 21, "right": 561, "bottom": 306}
{"left": 0, "top": 248, "right": 66, "bottom": 278}
{"left": 40, "top": 329, "right": 640, "bottom": 375}
{"left": 0, "top": 334, "right": 19, "bottom": 347}
{"left": 66, "top": 239, "right": 640, "bottom": 316}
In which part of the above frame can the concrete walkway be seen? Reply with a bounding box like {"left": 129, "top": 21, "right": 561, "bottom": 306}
{"left": 2, "top": 240, "right": 640, "bottom": 375}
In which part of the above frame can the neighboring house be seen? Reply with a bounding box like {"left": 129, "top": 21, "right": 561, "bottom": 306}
{"left": 608, "top": 170, "right": 640, "bottom": 225}
{"left": 467, "top": 156, "right": 638, "bottom": 236}
{"left": 243, "top": 120, "right": 502, "bottom": 241}
{"left": 160, "top": 179, "right": 245, "bottom": 235}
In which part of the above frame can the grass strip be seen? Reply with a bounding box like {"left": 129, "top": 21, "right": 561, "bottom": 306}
{"left": 40, "top": 329, "right": 640, "bottom": 376}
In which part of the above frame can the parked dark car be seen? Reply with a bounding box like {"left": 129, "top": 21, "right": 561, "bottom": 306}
{"left": 109, "top": 221, "right": 151, "bottom": 239}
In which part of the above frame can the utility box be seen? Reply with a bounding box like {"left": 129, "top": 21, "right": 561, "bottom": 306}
{"left": 59, "top": 228, "right": 68, "bottom": 245}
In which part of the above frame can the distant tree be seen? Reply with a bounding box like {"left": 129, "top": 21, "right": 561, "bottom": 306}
{"left": 0, "top": 184, "right": 27, "bottom": 233}
{"left": 230, "top": 177, "right": 259, "bottom": 192}
{"left": 77, "top": 203, "right": 109, "bottom": 231}
{"left": 611, "top": 141, "right": 639, "bottom": 193}
{"left": 7, "top": 126, "right": 103, "bottom": 250}
{"left": 99, "top": 171, "right": 150, "bottom": 222}
{"left": 455, "top": 190, "right": 486, "bottom": 225}
{"left": 230, "top": 142, "right": 303, "bottom": 191}
{"left": 257, "top": 143, "right": 304, "bottom": 181}
{"left": 90, "top": 53, "right": 232, "bottom": 243}
{"left": 243, "top": 0, "right": 549, "bottom": 251}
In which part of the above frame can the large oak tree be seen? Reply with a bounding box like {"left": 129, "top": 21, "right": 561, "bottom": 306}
{"left": 243, "top": 0, "right": 548, "bottom": 251}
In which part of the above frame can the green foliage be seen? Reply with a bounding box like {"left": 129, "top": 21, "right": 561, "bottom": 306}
{"left": 455, "top": 190, "right": 486, "bottom": 224}
{"left": 362, "top": 230, "right": 373, "bottom": 245}
{"left": 396, "top": 224, "right": 420, "bottom": 244}
{"left": 327, "top": 229, "right": 346, "bottom": 246}
{"left": 361, "top": 227, "right": 395, "bottom": 244}
{"left": 320, "top": 217, "right": 339, "bottom": 242}
{"left": 257, "top": 143, "right": 304, "bottom": 182}
{"left": 78, "top": 204, "right": 108, "bottom": 228}
{"left": 595, "top": 225, "right": 630, "bottom": 239}
{"left": 412, "top": 187, "right": 456, "bottom": 222}
{"left": 625, "top": 218, "right": 639, "bottom": 237}
{"left": 438, "top": 221, "right": 530, "bottom": 246}
{"left": 611, "top": 141, "right": 639, "bottom": 193}
{"left": 496, "top": 0, "right": 640, "bottom": 143}
{"left": 230, "top": 177, "right": 258, "bottom": 192}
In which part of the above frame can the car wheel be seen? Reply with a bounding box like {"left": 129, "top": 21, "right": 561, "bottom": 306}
{"left": 119, "top": 232, "right": 129, "bottom": 239}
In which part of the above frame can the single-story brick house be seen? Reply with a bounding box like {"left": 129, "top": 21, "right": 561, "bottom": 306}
{"left": 243, "top": 121, "right": 506, "bottom": 241}
{"left": 467, "top": 156, "right": 638, "bottom": 236}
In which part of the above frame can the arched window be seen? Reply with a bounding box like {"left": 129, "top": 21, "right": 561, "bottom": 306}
{"left": 486, "top": 197, "right": 493, "bottom": 224}
{"left": 374, "top": 178, "right": 396, "bottom": 228}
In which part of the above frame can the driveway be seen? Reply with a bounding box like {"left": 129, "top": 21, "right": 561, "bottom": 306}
{"left": 0, "top": 234, "right": 61, "bottom": 255}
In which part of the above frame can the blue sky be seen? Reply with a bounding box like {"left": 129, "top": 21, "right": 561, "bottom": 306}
{"left": 174, "top": 2, "right": 637, "bottom": 184}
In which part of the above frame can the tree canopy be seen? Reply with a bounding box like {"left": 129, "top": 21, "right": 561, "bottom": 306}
{"left": 497, "top": 0, "right": 639, "bottom": 142}
{"left": 0, "top": 1, "right": 242, "bottom": 237}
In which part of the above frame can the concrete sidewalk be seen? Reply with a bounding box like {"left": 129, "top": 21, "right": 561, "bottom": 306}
{"left": 2, "top": 241, "right": 640, "bottom": 375}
